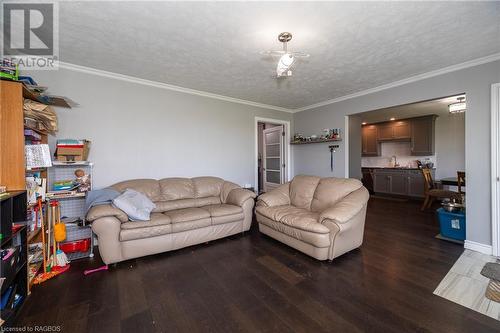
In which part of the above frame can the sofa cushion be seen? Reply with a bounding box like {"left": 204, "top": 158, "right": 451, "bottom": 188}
{"left": 203, "top": 204, "right": 244, "bottom": 225}
{"left": 120, "top": 225, "right": 172, "bottom": 241}
{"left": 203, "top": 204, "right": 243, "bottom": 217}
{"left": 121, "top": 213, "right": 171, "bottom": 229}
{"left": 289, "top": 175, "right": 321, "bottom": 210}
{"left": 220, "top": 181, "right": 240, "bottom": 203}
{"left": 256, "top": 205, "right": 329, "bottom": 234}
{"left": 193, "top": 177, "right": 224, "bottom": 198}
{"left": 153, "top": 198, "right": 198, "bottom": 213}
{"left": 172, "top": 219, "right": 212, "bottom": 233}
{"left": 111, "top": 179, "right": 161, "bottom": 201}
{"left": 164, "top": 207, "right": 210, "bottom": 223}
{"left": 159, "top": 178, "right": 195, "bottom": 200}
{"left": 196, "top": 196, "right": 221, "bottom": 207}
{"left": 257, "top": 214, "right": 331, "bottom": 248}
{"left": 311, "top": 178, "right": 363, "bottom": 212}
{"left": 211, "top": 213, "right": 245, "bottom": 225}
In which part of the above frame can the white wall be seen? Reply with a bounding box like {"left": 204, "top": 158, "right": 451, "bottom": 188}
{"left": 435, "top": 112, "right": 465, "bottom": 179}
{"left": 293, "top": 60, "right": 500, "bottom": 246}
{"left": 27, "top": 67, "right": 292, "bottom": 189}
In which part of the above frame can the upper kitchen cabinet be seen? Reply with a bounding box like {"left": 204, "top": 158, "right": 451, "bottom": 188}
{"left": 376, "top": 120, "right": 411, "bottom": 141}
{"left": 410, "top": 115, "right": 436, "bottom": 156}
{"left": 362, "top": 125, "right": 379, "bottom": 156}
{"left": 393, "top": 121, "right": 411, "bottom": 139}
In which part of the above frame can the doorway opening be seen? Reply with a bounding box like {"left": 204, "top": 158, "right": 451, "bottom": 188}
{"left": 255, "top": 118, "right": 290, "bottom": 194}
{"left": 349, "top": 94, "right": 467, "bottom": 244}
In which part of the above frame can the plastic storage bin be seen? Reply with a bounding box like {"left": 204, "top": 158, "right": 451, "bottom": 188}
{"left": 437, "top": 208, "right": 466, "bottom": 241}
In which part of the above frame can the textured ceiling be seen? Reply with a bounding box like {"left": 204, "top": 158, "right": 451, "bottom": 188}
{"left": 56, "top": 1, "right": 500, "bottom": 109}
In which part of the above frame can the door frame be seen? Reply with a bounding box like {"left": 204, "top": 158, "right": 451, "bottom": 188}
{"left": 492, "top": 83, "right": 500, "bottom": 257}
{"left": 254, "top": 117, "right": 291, "bottom": 193}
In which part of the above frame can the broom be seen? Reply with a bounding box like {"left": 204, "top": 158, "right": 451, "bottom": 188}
{"left": 51, "top": 201, "right": 69, "bottom": 266}
{"left": 33, "top": 200, "right": 70, "bottom": 285}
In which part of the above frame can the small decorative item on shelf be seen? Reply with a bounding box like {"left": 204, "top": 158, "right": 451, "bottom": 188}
{"left": 75, "top": 169, "right": 91, "bottom": 193}
{"left": 291, "top": 128, "right": 342, "bottom": 144}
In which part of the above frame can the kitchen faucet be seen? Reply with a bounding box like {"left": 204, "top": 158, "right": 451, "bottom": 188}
{"left": 391, "top": 155, "right": 398, "bottom": 167}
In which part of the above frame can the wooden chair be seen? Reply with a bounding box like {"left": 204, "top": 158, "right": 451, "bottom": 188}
{"left": 421, "top": 169, "right": 460, "bottom": 211}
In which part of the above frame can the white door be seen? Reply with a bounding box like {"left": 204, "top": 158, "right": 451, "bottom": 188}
{"left": 492, "top": 83, "right": 500, "bottom": 257}
{"left": 263, "top": 125, "right": 285, "bottom": 192}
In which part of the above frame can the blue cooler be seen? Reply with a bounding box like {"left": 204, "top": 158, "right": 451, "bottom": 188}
{"left": 437, "top": 208, "right": 466, "bottom": 241}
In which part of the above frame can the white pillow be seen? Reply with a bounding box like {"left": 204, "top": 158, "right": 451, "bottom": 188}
{"left": 112, "top": 189, "right": 156, "bottom": 221}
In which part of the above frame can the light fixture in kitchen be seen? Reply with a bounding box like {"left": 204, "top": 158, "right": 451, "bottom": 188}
{"left": 448, "top": 97, "right": 467, "bottom": 113}
{"left": 261, "top": 32, "right": 310, "bottom": 78}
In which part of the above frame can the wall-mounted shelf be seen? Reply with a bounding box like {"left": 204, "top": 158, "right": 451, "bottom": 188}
{"left": 291, "top": 138, "right": 342, "bottom": 145}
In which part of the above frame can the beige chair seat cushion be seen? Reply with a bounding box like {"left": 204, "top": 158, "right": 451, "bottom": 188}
{"left": 256, "top": 205, "right": 329, "bottom": 234}
{"left": 257, "top": 214, "right": 330, "bottom": 248}
{"left": 164, "top": 207, "right": 210, "bottom": 223}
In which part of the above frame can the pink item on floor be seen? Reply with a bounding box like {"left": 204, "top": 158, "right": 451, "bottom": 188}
{"left": 83, "top": 265, "right": 108, "bottom": 275}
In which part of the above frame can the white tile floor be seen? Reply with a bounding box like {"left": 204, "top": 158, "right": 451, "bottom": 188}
{"left": 434, "top": 249, "right": 500, "bottom": 320}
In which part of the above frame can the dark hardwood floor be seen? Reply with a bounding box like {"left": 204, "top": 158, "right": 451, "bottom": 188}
{"left": 14, "top": 198, "right": 500, "bottom": 332}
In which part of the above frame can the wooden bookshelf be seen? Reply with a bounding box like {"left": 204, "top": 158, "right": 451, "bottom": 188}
{"left": 0, "top": 81, "right": 25, "bottom": 191}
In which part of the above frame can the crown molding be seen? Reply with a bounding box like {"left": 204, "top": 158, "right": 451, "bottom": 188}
{"left": 292, "top": 52, "right": 500, "bottom": 113}
{"left": 58, "top": 61, "right": 294, "bottom": 113}
{"left": 58, "top": 52, "right": 500, "bottom": 114}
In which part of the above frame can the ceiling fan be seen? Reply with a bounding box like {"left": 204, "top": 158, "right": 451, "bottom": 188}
{"left": 261, "top": 32, "right": 310, "bottom": 78}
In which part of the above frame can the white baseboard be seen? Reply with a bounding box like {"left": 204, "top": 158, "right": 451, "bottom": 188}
{"left": 464, "top": 240, "right": 493, "bottom": 256}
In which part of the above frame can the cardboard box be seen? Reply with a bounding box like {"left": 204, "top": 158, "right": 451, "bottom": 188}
{"left": 56, "top": 140, "right": 90, "bottom": 162}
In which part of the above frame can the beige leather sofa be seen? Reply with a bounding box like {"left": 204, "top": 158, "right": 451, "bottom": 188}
{"left": 256, "top": 175, "right": 369, "bottom": 261}
{"left": 87, "top": 177, "right": 256, "bottom": 264}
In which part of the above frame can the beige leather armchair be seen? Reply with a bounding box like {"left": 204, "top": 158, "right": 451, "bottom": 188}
{"left": 87, "top": 177, "right": 256, "bottom": 264}
{"left": 256, "top": 175, "right": 369, "bottom": 260}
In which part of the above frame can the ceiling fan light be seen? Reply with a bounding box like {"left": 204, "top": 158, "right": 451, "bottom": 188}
{"left": 277, "top": 53, "right": 295, "bottom": 77}
{"left": 448, "top": 97, "right": 466, "bottom": 113}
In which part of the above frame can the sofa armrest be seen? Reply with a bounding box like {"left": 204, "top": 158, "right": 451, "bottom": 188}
{"left": 256, "top": 183, "right": 290, "bottom": 207}
{"left": 319, "top": 187, "right": 369, "bottom": 224}
{"left": 225, "top": 188, "right": 256, "bottom": 207}
{"left": 86, "top": 204, "right": 129, "bottom": 223}
{"left": 91, "top": 216, "right": 123, "bottom": 264}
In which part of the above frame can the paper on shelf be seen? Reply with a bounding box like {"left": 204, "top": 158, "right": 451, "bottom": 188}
{"left": 25, "top": 144, "right": 52, "bottom": 169}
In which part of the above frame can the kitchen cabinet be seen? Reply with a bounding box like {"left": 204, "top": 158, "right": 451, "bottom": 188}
{"left": 361, "top": 168, "right": 374, "bottom": 193}
{"left": 390, "top": 171, "right": 408, "bottom": 195}
{"left": 411, "top": 115, "right": 436, "bottom": 156}
{"left": 376, "top": 120, "right": 411, "bottom": 141}
{"left": 393, "top": 121, "right": 411, "bottom": 139}
{"left": 407, "top": 170, "right": 425, "bottom": 197}
{"left": 373, "top": 171, "right": 391, "bottom": 194}
{"left": 373, "top": 168, "right": 433, "bottom": 198}
{"left": 377, "top": 124, "right": 394, "bottom": 141}
{"left": 362, "top": 125, "right": 379, "bottom": 156}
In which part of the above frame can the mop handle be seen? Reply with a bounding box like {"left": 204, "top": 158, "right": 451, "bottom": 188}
{"left": 39, "top": 200, "right": 47, "bottom": 273}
